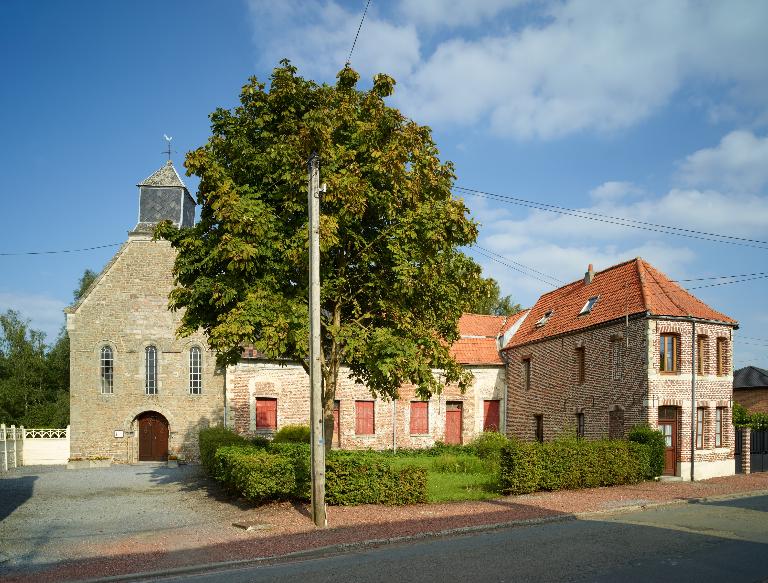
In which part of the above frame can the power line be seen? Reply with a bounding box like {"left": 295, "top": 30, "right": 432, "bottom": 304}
{"left": 346, "top": 0, "right": 372, "bottom": 66}
{"left": 473, "top": 247, "right": 562, "bottom": 288}
{"left": 474, "top": 245, "right": 564, "bottom": 286}
{"left": 455, "top": 186, "right": 768, "bottom": 250}
{"left": 687, "top": 274, "right": 768, "bottom": 290}
{"left": 0, "top": 243, "right": 121, "bottom": 257}
{"left": 677, "top": 272, "right": 768, "bottom": 282}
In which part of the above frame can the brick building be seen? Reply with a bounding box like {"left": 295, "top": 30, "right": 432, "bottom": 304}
{"left": 502, "top": 259, "right": 738, "bottom": 480}
{"left": 67, "top": 161, "right": 521, "bottom": 461}
{"left": 733, "top": 366, "right": 768, "bottom": 414}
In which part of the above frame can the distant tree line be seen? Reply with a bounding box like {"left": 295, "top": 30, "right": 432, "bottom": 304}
{"left": 0, "top": 269, "right": 96, "bottom": 427}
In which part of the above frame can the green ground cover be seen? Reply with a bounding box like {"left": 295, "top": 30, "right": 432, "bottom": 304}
{"left": 388, "top": 454, "right": 501, "bottom": 502}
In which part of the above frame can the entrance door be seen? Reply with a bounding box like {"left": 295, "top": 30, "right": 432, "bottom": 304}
{"left": 138, "top": 411, "right": 169, "bottom": 461}
{"left": 658, "top": 406, "right": 678, "bottom": 476}
{"left": 445, "top": 402, "right": 463, "bottom": 445}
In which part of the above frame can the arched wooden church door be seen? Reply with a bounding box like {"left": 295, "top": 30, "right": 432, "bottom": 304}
{"left": 137, "top": 411, "right": 169, "bottom": 461}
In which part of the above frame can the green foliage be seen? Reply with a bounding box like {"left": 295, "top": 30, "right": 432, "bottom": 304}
{"left": 325, "top": 453, "right": 427, "bottom": 505}
{"left": 272, "top": 424, "right": 311, "bottom": 443}
{"left": 467, "top": 431, "right": 510, "bottom": 466}
{"left": 74, "top": 269, "right": 98, "bottom": 303}
{"left": 268, "top": 442, "right": 311, "bottom": 499}
{"left": 733, "top": 402, "right": 768, "bottom": 430}
{"left": 215, "top": 445, "right": 296, "bottom": 503}
{"left": 628, "top": 424, "right": 666, "bottom": 478}
{"left": 431, "top": 453, "right": 491, "bottom": 474}
{"left": 467, "top": 278, "right": 522, "bottom": 316}
{"left": 499, "top": 438, "right": 651, "bottom": 495}
{"left": 156, "top": 61, "right": 488, "bottom": 418}
{"left": 198, "top": 426, "right": 252, "bottom": 476}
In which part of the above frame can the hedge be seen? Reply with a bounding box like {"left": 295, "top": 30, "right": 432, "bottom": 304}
{"left": 215, "top": 445, "right": 296, "bottom": 503}
{"left": 500, "top": 437, "right": 652, "bottom": 495}
{"left": 627, "top": 424, "right": 665, "bottom": 478}
{"left": 325, "top": 454, "right": 427, "bottom": 505}
{"left": 272, "top": 424, "right": 311, "bottom": 443}
{"left": 198, "top": 426, "right": 252, "bottom": 477}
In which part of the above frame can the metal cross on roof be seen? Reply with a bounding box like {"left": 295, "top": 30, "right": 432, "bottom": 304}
{"left": 162, "top": 134, "right": 175, "bottom": 161}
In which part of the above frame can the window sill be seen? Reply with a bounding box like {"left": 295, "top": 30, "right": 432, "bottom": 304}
{"left": 410, "top": 433, "right": 430, "bottom": 437}
{"left": 354, "top": 434, "right": 376, "bottom": 438}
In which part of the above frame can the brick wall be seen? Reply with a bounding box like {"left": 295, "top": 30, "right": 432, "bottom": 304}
{"left": 505, "top": 318, "right": 649, "bottom": 442}
{"left": 226, "top": 361, "right": 506, "bottom": 449}
{"left": 67, "top": 235, "right": 225, "bottom": 463}
{"left": 734, "top": 388, "right": 768, "bottom": 414}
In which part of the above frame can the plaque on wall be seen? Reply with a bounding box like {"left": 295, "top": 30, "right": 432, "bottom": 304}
{"left": 114, "top": 430, "right": 124, "bottom": 438}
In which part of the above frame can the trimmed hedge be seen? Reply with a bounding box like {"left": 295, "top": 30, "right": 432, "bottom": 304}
{"left": 215, "top": 445, "right": 296, "bottom": 503}
{"left": 325, "top": 454, "right": 427, "bottom": 505}
{"left": 273, "top": 424, "right": 311, "bottom": 444}
{"left": 199, "top": 426, "right": 252, "bottom": 476}
{"left": 627, "top": 424, "right": 665, "bottom": 478}
{"left": 500, "top": 438, "right": 652, "bottom": 495}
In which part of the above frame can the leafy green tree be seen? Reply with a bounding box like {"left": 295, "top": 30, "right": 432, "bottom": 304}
{"left": 73, "top": 269, "right": 98, "bottom": 303}
{"left": 158, "top": 61, "right": 489, "bottom": 446}
{"left": 468, "top": 278, "right": 522, "bottom": 316}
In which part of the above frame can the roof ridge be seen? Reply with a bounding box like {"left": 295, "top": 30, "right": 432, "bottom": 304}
{"left": 635, "top": 258, "right": 650, "bottom": 311}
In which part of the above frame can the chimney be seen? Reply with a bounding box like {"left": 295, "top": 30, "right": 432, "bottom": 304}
{"left": 584, "top": 263, "right": 594, "bottom": 285}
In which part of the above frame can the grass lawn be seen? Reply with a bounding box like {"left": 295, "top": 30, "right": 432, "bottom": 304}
{"left": 388, "top": 454, "right": 501, "bottom": 503}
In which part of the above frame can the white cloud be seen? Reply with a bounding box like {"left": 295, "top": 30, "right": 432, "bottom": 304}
{"left": 0, "top": 293, "right": 67, "bottom": 343}
{"left": 589, "top": 181, "right": 643, "bottom": 202}
{"left": 677, "top": 130, "right": 768, "bottom": 193}
{"left": 246, "top": 0, "right": 420, "bottom": 83}
{"left": 397, "top": 0, "right": 525, "bottom": 29}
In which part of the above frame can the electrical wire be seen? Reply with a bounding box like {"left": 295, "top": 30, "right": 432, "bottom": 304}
{"left": 473, "top": 245, "right": 564, "bottom": 285}
{"left": 346, "top": 0, "right": 372, "bottom": 65}
{"left": 0, "top": 243, "right": 121, "bottom": 257}
{"left": 455, "top": 186, "right": 768, "bottom": 250}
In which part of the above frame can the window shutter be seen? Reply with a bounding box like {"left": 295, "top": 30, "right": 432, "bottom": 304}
{"left": 255, "top": 398, "right": 277, "bottom": 429}
{"left": 483, "top": 400, "right": 500, "bottom": 432}
{"left": 410, "top": 401, "right": 429, "bottom": 434}
{"left": 356, "top": 401, "right": 375, "bottom": 435}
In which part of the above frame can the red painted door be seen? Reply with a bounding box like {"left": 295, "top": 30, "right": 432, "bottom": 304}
{"left": 445, "top": 402, "right": 463, "bottom": 445}
{"left": 483, "top": 400, "right": 500, "bottom": 432}
{"left": 138, "top": 412, "right": 169, "bottom": 461}
{"left": 658, "top": 407, "right": 678, "bottom": 476}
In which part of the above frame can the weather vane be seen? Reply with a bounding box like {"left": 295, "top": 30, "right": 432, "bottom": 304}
{"left": 162, "top": 134, "right": 175, "bottom": 161}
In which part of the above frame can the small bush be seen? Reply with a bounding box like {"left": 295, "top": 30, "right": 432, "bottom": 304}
{"left": 326, "top": 453, "right": 427, "bottom": 505}
{"left": 467, "top": 431, "right": 510, "bottom": 467}
{"left": 268, "top": 442, "right": 311, "bottom": 500}
{"left": 198, "top": 427, "right": 251, "bottom": 476}
{"left": 215, "top": 445, "right": 296, "bottom": 503}
{"left": 628, "top": 424, "right": 665, "bottom": 478}
{"left": 499, "top": 440, "right": 542, "bottom": 495}
{"left": 272, "top": 424, "right": 311, "bottom": 444}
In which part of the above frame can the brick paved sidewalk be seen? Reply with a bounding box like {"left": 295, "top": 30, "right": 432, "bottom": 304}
{"left": 4, "top": 472, "right": 768, "bottom": 583}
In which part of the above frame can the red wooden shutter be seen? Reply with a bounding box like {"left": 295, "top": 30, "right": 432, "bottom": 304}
{"left": 483, "top": 400, "right": 500, "bottom": 432}
{"left": 255, "top": 397, "right": 277, "bottom": 429}
{"left": 410, "top": 401, "right": 429, "bottom": 434}
{"left": 355, "top": 401, "right": 375, "bottom": 435}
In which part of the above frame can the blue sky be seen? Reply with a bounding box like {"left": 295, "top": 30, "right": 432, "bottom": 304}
{"left": 1, "top": 0, "right": 767, "bottom": 368}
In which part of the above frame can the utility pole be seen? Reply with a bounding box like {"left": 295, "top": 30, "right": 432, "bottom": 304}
{"left": 690, "top": 319, "right": 696, "bottom": 482}
{"left": 308, "top": 152, "right": 327, "bottom": 528}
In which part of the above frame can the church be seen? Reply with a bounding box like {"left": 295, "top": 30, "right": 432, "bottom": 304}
{"left": 66, "top": 161, "right": 511, "bottom": 463}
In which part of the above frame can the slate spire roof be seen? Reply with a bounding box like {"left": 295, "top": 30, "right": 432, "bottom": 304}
{"left": 504, "top": 257, "right": 736, "bottom": 349}
{"left": 137, "top": 160, "right": 187, "bottom": 189}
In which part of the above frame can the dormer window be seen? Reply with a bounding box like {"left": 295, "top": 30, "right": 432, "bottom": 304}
{"left": 536, "top": 310, "right": 554, "bottom": 327}
{"left": 579, "top": 296, "right": 599, "bottom": 315}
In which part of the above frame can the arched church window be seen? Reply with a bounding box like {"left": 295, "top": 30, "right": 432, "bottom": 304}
{"left": 100, "top": 346, "right": 113, "bottom": 394}
{"left": 189, "top": 347, "right": 202, "bottom": 395}
{"left": 145, "top": 346, "right": 158, "bottom": 395}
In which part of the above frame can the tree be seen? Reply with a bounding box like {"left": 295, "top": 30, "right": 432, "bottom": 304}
{"left": 467, "top": 278, "right": 522, "bottom": 316}
{"left": 157, "top": 61, "right": 489, "bottom": 446}
{"left": 73, "top": 269, "right": 98, "bottom": 302}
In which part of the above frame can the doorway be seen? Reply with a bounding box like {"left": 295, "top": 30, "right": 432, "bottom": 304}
{"left": 445, "top": 402, "right": 463, "bottom": 445}
{"left": 658, "top": 406, "right": 678, "bottom": 476}
{"left": 137, "top": 411, "right": 169, "bottom": 461}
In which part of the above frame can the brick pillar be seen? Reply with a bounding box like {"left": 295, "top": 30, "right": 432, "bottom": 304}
{"left": 742, "top": 430, "right": 751, "bottom": 475}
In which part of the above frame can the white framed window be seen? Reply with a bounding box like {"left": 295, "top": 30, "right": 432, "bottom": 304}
{"left": 100, "top": 345, "right": 114, "bottom": 394}
{"left": 189, "top": 346, "right": 202, "bottom": 395}
{"left": 145, "top": 345, "right": 157, "bottom": 395}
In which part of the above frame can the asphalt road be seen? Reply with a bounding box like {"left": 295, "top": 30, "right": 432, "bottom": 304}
{"left": 152, "top": 494, "right": 768, "bottom": 583}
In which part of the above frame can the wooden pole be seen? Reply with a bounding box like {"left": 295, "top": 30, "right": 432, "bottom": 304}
{"left": 308, "top": 153, "right": 327, "bottom": 528}
{"left": 690, "top": 320, "right": 696, "bottom": 482}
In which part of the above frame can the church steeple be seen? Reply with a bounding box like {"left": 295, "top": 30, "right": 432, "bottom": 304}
{"left": 131, "top": 160, "right": 195, "bottom": 234}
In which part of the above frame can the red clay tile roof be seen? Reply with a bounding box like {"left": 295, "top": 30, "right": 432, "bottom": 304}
{"left": 457, "top": 313, "right": 508, "bottom": 338}
{"left": 504, "top": 258, "right": 736, "bottom": 349}
{"left": 451, "top": 313, "right": 513, "bottom": 365}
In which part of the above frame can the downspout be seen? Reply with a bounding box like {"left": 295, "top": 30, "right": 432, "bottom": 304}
{"left": 392, "top": 399, "right": 397, "bottom": 453}
{"left": 690, "top": 319, "right": 696, "bottom": 481}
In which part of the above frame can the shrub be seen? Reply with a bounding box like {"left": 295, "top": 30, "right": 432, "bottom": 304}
{"left": 499, "top": 440, "right": 542, "bottom": 495}
{"left": 198, "top": 426, "right": 251, "bottom": 476}
{"left": 628, "top": 424, "right": 665, "bottom": 478}
{"left": 268, "top": 442, "right": 311, "bottom": 500}
{"left": 215, "top": 446, "right": 297, "bottom": 503}
{"left": 733, "top": 403, "right": 768, "bottom": 431}
{"left": 272, "top": 424, "right": 311, "bottom": 444}
{"left": 500, "top": 437, "right": 652, "bottom": 495}
{"left": 326, "top": 453, "right": 427, "bottom": 505}
{"left": 467, "top": 431, "right": 510, "bottom": 467}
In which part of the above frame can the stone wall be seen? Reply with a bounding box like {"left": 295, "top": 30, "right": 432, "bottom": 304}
{"left": 226, "top": 360, "right": 506, "bottom": 449}
{"left": 67, "top": 235, "right": 225, "bottom": 463}
{"left": 734, "top": 388, "right": 768, "bottom": 414}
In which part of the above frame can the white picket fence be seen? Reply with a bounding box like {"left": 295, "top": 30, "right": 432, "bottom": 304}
{"left": 0, "top": 424, "right": 70, "bottom": 471}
